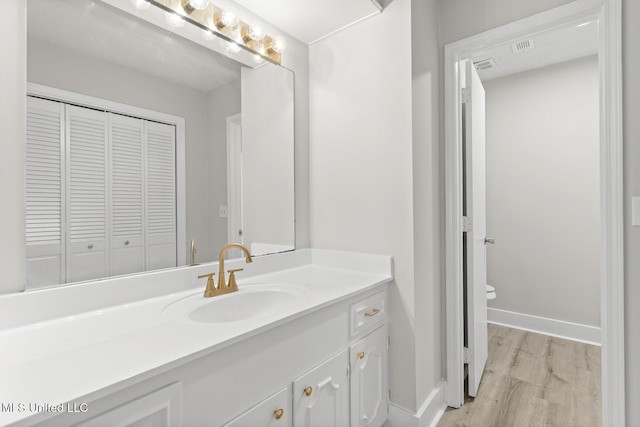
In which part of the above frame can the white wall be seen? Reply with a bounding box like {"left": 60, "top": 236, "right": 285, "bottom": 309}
{"left": 411, "top": 0, "right": 444, "bottom": 408}
{"left": 310, "top": 0, "right": 443, "bottom": 412}
{"left": 484, "top": 56, "right": 600, "bottom": 327}
{"left": 0, "top": 0, "right": 26, "bottom": 294}
{"left": 310, "top": 0, "right": 417, "bottom": 410}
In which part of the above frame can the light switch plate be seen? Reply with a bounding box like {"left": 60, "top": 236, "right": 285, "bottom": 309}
{"left": 633, "top": 197, "right": 640, "bottom": 227}
{"left": 219, "top": 205, "right": 228, "bottom": 218}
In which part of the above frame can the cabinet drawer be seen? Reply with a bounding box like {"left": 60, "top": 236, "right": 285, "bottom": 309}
{"left": 224, "top": 386, "right": 291, "bottom": 427}
{"left": 350, "top": 292, "right": 386, "bottom": 337}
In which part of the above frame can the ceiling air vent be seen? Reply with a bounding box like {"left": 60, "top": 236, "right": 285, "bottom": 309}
{"left": 473, "top": 58, "right": 497, "bottom": 70}
{"left": 511, "top": 39, "right": 535, "bottom": 54}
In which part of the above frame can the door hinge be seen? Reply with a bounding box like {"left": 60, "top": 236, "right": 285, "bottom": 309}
{"left": 461, "top": 87, "right": 471, "bottom": 104}
{"left": 386, "top": 336, "right": 390, "bottom": 349}
{"left": 462, "top": 216, "right": 472, "bottom": 232}
{"left": 347, "top": 365, "right": 350, "bottom": 379}
{"left": 463, "top": 347, "right": 473, "bottom": 364}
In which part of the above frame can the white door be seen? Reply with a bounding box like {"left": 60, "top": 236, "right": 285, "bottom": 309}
{"left": 463, "top": 60, "right": 488, "bottom": 397}
{"left": 66, "top": 104, "right": 109, "bottom": 283}
{"left": 25, "top": 97, "right": 66, "bottom": 288}
{"left": 145, "top": 121, "right": 177, "bottom": 270}
{"left": 109, "top": 113, "right": 145, "bottom": 276}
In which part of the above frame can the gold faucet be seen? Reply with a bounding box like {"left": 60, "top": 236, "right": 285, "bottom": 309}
{"left": 198, "top": 243, "right": 253, "bottom": 298}
{"left": 218, "top": 243, "right": 252, "bottom": 291}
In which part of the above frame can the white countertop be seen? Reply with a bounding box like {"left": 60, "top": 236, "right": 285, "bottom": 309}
{"left": 0, "top": 249, "right": 392, "bottom": 426}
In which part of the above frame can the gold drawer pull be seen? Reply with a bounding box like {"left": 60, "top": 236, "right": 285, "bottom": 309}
{"left": 365, "top": 308, "right": 380, "bottom": 317}
{"left": 357, "top": 351, "right": 365, "bottom": 359}
{"left": 274, "top": 408, "right": 284, "bottom": 420}
{"left": 304, "top": 386, "right": 313, "bottom": 396}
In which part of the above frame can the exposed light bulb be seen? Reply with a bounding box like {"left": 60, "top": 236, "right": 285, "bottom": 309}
{"left": 165, "top": 12, "right": 185, "bottom": 28}
{"left": 267, "top": 36, "right": 286, "bottom": 53}
{"left": 131, "top": 0, "right": 150, "bottom": 10}
{"left": 242, "top": 24, "right": 265, "bottom": 43}
{"left": 214, "top": 8, "right": 239, "bottom": 30}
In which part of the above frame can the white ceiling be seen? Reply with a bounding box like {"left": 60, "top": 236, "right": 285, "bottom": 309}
{"left": 472, "top": 20, "right": 599, "bottom": 81}
{"left": 231, "top": 0, "right": 382, "bottom": 44}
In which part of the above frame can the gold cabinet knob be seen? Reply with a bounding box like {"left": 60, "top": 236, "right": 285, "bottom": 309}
{"left": 304, "top": 386, "right": 313, "bottom": 396}
{"left": 274, "top": 408, "right": 284, "bottom": 420}
{"left": 357, "top": 351, "right": 366, "bottom": 359}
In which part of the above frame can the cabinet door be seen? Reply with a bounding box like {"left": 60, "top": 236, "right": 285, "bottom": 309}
{"left": 109, "top": 113, "right": 144, "bottom": 276}
{"left": 350, "top": 327, "right": 388, "bottom": 427}
{"left": 25, "top": 96, "right": 65, "bottom": 288}
{"left": 66, "top": 105, "right": 108, "bottom": 283}
{"left": 293, "top": 350, "right": 349, "bottom": 427}
{"left": 224, "top": 386, "right": 291, "bottom": 427}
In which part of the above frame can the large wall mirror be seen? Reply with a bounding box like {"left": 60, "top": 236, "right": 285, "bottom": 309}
{"left": 26, "top": 0, "right": 295, "bottom": 289}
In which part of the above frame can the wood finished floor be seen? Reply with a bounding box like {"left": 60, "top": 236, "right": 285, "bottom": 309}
{"left": 437, "top": 324, "right": 601, "bottom": 427}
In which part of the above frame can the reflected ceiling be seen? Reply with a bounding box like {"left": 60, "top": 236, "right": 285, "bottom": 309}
{"left": 28, "top": 0, "right": 242, "bottom": 92}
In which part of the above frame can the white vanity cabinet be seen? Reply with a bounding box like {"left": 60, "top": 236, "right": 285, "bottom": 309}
{"left": 19, "top": 285, "right": 389, "bottom": 427}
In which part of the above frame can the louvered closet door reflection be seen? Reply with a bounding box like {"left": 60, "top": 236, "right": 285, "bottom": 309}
{"left": 66, "top": 105, "right": 108, "bottom": 283}
{"left": 25, "top": 97, "right": 65, "bottom": 287}
{"left": 110, "top": 113, "right": 144, "bottom": 276}
{"left": 146, "top": 121, "right": 177, "bottom": 270}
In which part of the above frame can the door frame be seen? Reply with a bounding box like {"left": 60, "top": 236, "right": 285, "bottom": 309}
{"left": 443, "top": 0, "right": 624, "bottom": 425}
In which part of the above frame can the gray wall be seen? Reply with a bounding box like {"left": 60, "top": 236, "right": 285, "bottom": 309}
{"left": 309, "top": 0, "right": 443, "bottom": 412}
{"left": 309, "top": 0, "right": 417, "bottom": 409}
{"left": 484, "top": 56, "right": 600, "bottom": 327}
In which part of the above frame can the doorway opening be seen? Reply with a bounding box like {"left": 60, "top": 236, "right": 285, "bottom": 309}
{"left": 443, "top": 1, "right": 624, "bottom": 425}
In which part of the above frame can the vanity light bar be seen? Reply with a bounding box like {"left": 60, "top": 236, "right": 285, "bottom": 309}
{"left": 147, "top": 0, "right": 282, "bottom": 65}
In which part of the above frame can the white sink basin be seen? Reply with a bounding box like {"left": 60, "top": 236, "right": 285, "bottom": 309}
{"left": 163, "top": 285, "right": 306, "bottom": 324}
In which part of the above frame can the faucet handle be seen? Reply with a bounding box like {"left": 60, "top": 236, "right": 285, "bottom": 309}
{"left": 198, "top": 273, "right": 217, "bottom": 297}
{"left": 227, "top": 268, "right": 244, "bottom": 289}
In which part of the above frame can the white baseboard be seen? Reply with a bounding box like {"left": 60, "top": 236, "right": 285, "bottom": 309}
{"left": 385, "top": 380, "right": 447, "bottom": 427}
{"left": 487, "top": 308, "right": 601, "bottom": 346}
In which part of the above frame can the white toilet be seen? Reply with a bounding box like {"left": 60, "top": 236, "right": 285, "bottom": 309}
{"left": 486, "top": 284, "right": 497, "bottom": 300}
